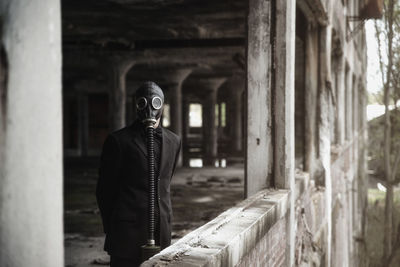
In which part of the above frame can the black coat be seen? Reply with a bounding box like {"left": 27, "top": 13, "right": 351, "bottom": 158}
{"left": 96, "top": 120, "right": 181, "bottom": 259}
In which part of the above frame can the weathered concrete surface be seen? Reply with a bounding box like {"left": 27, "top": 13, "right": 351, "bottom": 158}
{"left": 0, "top": 0, "right": 64, "bottom": 266}
{"left": 246, "top": 0, "right": 272, "bottom": 197}
{"left": 319, "top": 23, "right": 334, "bottom": 267}
{"left": 304, "top": 26, "right": 319, "bottom": 175}
{"left": 273, "top": 0, "right": 296, "bottom": 265}
{"left": 141, "top": 189, "right": 289, "bottom": 267}
{"left": 294, "top": 171, "right": 327, "bottom": 266}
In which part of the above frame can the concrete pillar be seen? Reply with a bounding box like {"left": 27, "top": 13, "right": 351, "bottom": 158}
{"left": 107, "top": 59, "right": 135, "bottom": 131}
{"left": 274, "top": 0, "right": 296, "bottom": 266}
{"left": 319, "top": 24, "right": 333, "bottom": 267}
{"left": 304, "top": 24, "right": 319, "bottom": 174}
{"left": 217, "top": 101, "right": 222, "bottom": 128}
{"left": 199, "top": 78, "right": 226, "bottom": 166}
{"left": 182, "top": 99, "right": 190, "bottom": 167}
{"left": 232, "top": 91, "right": 243, "bottom": 152}
{"left": 164, "top": 69, "right": 191, "bottom": 167}
{"left": 335, "top": 57, "right": 346, "bottom": 145}
{"left": 0, "top": 0, "right": 63, "bottom": 266}
{"left": 345, "top": 70, "right": 353, "bottom": 141}
{"left": 167, "top": 69, "right": 192, "bottom": 137}
{"left": 353, "top": 78, "right": 359, "bottom": 137}
{"left": 246, "top": 0, "right": 273, "bottom": 196}
{"left": 228, "top": 78, "right": 245, "bottom": 153}
{"left": 77, "top": 92, "right": 89, "bottom": 156}
{"left": 203, "top": 90, "right": 217, "bottom": 166}
{"left": 126, "top": 95, "right": 134, "bottom": 125}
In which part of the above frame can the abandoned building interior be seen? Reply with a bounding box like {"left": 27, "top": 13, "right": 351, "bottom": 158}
{"left": 0, "top": 0, "right": 378, "bottom": 266}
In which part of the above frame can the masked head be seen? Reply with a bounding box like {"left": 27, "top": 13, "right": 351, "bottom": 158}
{"left": 135, "top": 81, "right": 164, "bottom": 126}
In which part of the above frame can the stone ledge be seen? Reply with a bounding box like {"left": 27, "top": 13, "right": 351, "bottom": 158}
{"left": 141, "top": 189, "right": 290, "bottom": 267}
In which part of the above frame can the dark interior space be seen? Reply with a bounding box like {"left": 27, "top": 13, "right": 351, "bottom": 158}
{"left": 62, "top": 0, "right": 247, "bottom": 265}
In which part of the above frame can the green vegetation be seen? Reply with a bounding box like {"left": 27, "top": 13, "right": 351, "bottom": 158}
{"left": 368, "top": 109, "right": 400, "bottom": 266}
{"left": 368, "top": 109, "right": 400, "bottom": 178}
{"left": 367, "top": 188, "right": 400, "bottom": 267}
{"left": 368, "top": 91, "right": 384, "bottom": 105}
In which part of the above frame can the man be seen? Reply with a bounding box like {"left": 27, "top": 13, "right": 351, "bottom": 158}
{"left": 96, "top": 81, "right": 181, "bottom": 267}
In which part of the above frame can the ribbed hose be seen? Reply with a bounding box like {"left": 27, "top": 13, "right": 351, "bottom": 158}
{"left": 146, "top": 126, "right": 156, "bottom": 244}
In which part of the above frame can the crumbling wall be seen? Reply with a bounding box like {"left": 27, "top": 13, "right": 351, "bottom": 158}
{"left": 140, "top": 0, "right": 367, "bottom": 266}
{"left": 142, "top": 190, "right": 290, "bottom": 267}
{"left": 294, "top": 173, "right": 327, "bottom": 266}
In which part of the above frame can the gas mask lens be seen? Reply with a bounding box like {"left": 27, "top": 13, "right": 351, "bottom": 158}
{"left": 151, "top": 96, "right": 163, "bottom": 110}
{"left": 137, "top": 97, "right": 148, "bottom": 110}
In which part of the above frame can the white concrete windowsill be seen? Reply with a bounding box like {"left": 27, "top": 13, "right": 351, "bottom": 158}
{"left": 141, "top": 189, "right": 290, "bottom": 267}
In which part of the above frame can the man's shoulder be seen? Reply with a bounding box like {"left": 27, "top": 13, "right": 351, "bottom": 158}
{"left": 109, "top": 124, "right": 136, "bottom": 141}
{"left": 162, "top": 128, "right": 181, "bottom": 145}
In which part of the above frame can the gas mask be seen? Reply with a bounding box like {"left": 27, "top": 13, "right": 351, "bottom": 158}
{"left": 135, "top": 81, "right": 164, "bottom": 128}
{"left": 136, "top": 81, "right": 164, "bottom": 259}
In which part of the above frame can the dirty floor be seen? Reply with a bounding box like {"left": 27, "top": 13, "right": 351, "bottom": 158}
{"left": 64, "top": 160, "right": 244, "bottom": 267}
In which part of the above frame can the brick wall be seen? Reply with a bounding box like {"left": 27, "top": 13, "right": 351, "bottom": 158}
{"left": 237, "top": 216, "right": 287, "bottom": 267}
{"left": 142, "top": 190, "right": 290, "bottom": 267}
{"left": 294, "top": 173, "right": 327, "bottom": 266}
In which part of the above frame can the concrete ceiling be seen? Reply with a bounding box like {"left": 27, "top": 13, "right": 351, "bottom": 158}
{"left": 62, "top": 0, "right": 247, "bottom": 90}
{"left": 62, "top": 0, "right": 247, "bottom": 46}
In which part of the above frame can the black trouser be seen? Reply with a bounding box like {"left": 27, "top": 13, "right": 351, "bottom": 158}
{"left": 110, "top": 218, "right": 161, "bottom": 267}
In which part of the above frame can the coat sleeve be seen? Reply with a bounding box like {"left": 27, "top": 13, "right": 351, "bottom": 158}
{"left": 170, "top": 137, "right": 182, "bottom": 179}
{"left": 96, "top": 134, "right": 121, "bottom": 233}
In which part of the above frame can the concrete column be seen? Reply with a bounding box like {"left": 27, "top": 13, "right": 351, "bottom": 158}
{"left": 182, "top": 99, "right": 190, "bottom": 167}
{"left": 0, "top": 0, "right": 63, "bottom": 266}
{"left": 126, "top": 95, "right": 134, "bottom": 125}
{"left": 304, "top": 24, "right": 319, "bottom": 174}
{"left": 345, "top": 71, "right": 353, "bottom": 140}
{"left": 234, "top": 91, "right": 244, "bottom": 152}
{"left": 274, "top": 0, "right": 296, "bottom": 266}
{"left": 203, "top": 90, "right": 217, "bottom": 166}
{"left": 199, "top": 78, "right": 226, "bottom": 166}
{"left": 77, "top": 93, "right": 89, "bottom": 156}
{"left": 107, "top": 59, "right": 135, "bottom": 131}
{"left": 246, "top": 0, "right": 273, "bottom": 196}
{"left": 165, "top": 69, "right": 192, "bottom": 137}
{"left": 164, "top": 69, "right": 191, "bottom": 167}
{"left": 353, "top": 78, "right": 359, "bottom": 137}
{"left": 319, "top": 24, "right": 333, "bottom": 267}
{"left": 218, "top": 101, "right": 222, "bottom": 128}
{"left": 335, "top": 57, "right": 346, "bottom": 145}
{"left": 229, "top": 78, "right": 245, "bottom": 153}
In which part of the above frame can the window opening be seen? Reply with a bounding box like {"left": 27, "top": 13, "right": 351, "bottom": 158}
{"left": 162, "top": 103, "right": 170, "bottom": 127}
{"left": 189, "top": 103, "right": 202, "bottom": 127}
